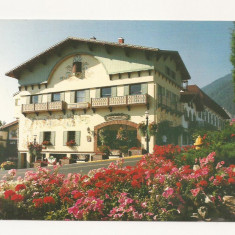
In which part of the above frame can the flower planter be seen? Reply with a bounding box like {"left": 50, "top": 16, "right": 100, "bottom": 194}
{"left": 128, "top": 148, "right": 142, "bottom": 156}
{"left": 60, "top": 158, "right": 72, "bottom": 166}
{"left": 33, "top": 162, "right": 47, "bottom": 168}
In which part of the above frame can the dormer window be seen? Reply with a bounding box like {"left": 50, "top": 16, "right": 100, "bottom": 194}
{"left": 72, "top": 61, "right": 82, "bottom": 74}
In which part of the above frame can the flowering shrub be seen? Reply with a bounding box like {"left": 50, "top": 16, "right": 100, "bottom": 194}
{"left": 0, "top": 161, "right": 15, "bottom": 170}
{"left": 0, "top": 147, "right": 234, "bottom": 221}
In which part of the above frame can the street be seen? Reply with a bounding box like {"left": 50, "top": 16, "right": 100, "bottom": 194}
{"left": 0, "top": 157, "right": 142, "bottom": 179}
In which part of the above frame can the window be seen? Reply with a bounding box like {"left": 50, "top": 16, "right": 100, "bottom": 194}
{"left": 76, "top": 90, "right": 85, "bottom": 103}
{"left": 68, "top": 131, "right": 75, "bottom": 141}
{"left": 101, "top": 87, "right": 111, "bottom": 97}
{"left": 44, "top": 132, "right": 51, "bottom": 142}
{"left": 52, "top": 93, "right": 61, "bottom": 102}
{"left": 130, "top": 84, "right": 142, "bottom": 95}
{"left": 72, "top": 61, "right": 82, "bottom": 74}
{"left": 31, "top": 95, "right": 39, "bottom": 104}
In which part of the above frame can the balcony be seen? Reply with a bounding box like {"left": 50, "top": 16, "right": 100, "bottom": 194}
{"left": 22, "top": 101, "right": 66, "bottom": 116}
{"left": 67, "top": 102, "right": 90, "bottom": 114}
{"left": 91, "top": 94, "right": 148, "bottom": 112}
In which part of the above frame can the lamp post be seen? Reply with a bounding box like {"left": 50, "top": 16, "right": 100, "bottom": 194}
{"left": 145, "top": 111, "right": 149, "bottom": 154}
{"left": 33, "top": 135, "right": 37, "bottom": 145}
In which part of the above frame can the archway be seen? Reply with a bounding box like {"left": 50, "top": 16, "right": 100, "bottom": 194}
{"left": 94, "top": 120, "right": 141, "bottom": 153}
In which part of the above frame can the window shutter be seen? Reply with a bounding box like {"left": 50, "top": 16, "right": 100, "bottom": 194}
{"left": 60, "top": 92, "right": 65, "bottom": 101}
{"left": 141, "top": 83, "right": 148, "bottom": 94}
{"left": 111, "top": 86, "right": 117, "bottom": 97}
{"left": 124, "top": 85, "right": 129, "bottom": 96}
{"left": 39, "top": 132, "right": 43, "bottom": 144}
{"left": 50, "top": 131, "right": 56, "bottom": 146}
{"left": 95, "top": 88, "right": 101, "bottom": 98}
{"left": 75, "top": 131, "right": 81, "bottom": 146}
{"left": 85, "top": 90, "right": 90, "bottom": 102}
{"left": 47, "top": 94, "right": 52, "bottom": 102}
{"left": 70, "top": 91, "right": 75, "bottom": 103}
{"left": 63, "top": 131, "right": 68, "bottom": 146}
{"left": 38, "top": 95, "right": 42, "bottom": 103}
{"left": 26, "top": 96, "right": 30, "bottom": 104}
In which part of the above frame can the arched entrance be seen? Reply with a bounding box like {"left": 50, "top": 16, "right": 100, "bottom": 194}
{"left": 94, "top": 120, "right": 141, "bottom": 153}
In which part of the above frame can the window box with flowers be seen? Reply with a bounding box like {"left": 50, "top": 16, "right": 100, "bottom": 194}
{"left": 66, "top": 140, "right": 76, "bottom": 147}
{"left": 42, "top": 140, "right": 51, "bottom": 146}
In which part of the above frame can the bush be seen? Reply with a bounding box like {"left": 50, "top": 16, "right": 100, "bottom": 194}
{"left": 1, "top": 161, "right": 15, "bottom": 170}
{"left": 0, "top": 148, "right": 234, "bottom": 221}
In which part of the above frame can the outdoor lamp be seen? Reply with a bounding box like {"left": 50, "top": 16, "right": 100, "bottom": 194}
{"left": 33, "top": 134, "right": 37, "bottom": 145}
{"left": 145, "top": 111, "right": 149, "bottom": 153}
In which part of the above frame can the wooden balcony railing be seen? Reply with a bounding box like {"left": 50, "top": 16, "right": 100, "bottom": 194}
{"left": 67, "top": 102, "right": 90, "bottom": 114}
{"left": 22, "top": 101, "right": 66, "bottom": 115}
{"left": 91, "top": 94, "right": 148, "bottom": 111}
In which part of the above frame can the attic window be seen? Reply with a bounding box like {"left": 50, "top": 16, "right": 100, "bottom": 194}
{"left": 72, "top": 61, "right": 82, "bottom": 74}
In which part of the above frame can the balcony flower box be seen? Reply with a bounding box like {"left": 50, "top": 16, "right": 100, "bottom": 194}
{"left": 66, "top": 140, "right": 76, "bottom": 147}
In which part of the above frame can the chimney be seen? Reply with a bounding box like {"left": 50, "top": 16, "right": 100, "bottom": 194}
{"left": 118, "top": 37, "right": 124, "bottom": 44}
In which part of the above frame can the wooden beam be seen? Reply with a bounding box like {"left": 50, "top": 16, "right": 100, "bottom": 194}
{"left": 138, "top": 71, "right": 141, "bottom": 77}
{"left": 31, "top": 85, "right": 34, "bottom": 90}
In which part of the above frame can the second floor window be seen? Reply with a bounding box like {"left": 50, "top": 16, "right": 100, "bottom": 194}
{"left": 31, "top": 95, "right": 38, "bottom": 104}
{"left": 52, "top": 93, "right": 61, "bottom": 102}
{"left": 101, "top": 87, "right": 111, "bottom": 97}
{"left": 130, "top": 84, "right": 141, "bottom": 95}
{"left": 76, "top": 90, "right": 85, "bottom": 102}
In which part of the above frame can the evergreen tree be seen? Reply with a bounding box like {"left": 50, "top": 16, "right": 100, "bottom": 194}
{"left": 230, "top": 22, "right": 235, "bottom": 101}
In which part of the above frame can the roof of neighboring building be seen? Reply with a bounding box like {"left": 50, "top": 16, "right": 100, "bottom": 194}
{"left": 0, "top": 120, "right": 19, "bottom": 130}
{"left": 5, "top": 37, "right": 191, "bottom": 81}
{"left": 181, "top": 85, "right": 230, "bottom": 119}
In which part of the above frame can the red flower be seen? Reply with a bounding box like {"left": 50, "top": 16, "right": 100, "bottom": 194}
{"left": 73, "top": 191, "right": 84, "bottom": 199}
{"left": 15, "top": 184, "right": 26, "bottom": 192}
{"left": 95, "top": 182, "right": 104, "bottom": 188}
{"left": 11, "top": 194, "right": 24, "bottom": 202}
{"left": 43, "top": 196, "right": 56, "bottom": 204}
{"left": 4, "top": 190, "right": 16, "bottom": 199}
{"left": 198, "top": 180, "right": 208, "bottom": 187}
{"left": 33, "top": 198, "right": 44, "bottom": 208}
{"left": 176, "top": 182, "right": 182, "bottom": 188}
{"left": 216, "top": 175, "right": 223, "bottom": 183}
{"left": 131, "top": 180, "right": 141, "bottom": 188}
{"left": 228, "top": 178, "right": 235, "bottom": 184}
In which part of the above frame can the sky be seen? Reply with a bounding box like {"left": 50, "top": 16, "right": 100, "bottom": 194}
{"left": 0, "top": 20, "right": 233, "bottom": 124}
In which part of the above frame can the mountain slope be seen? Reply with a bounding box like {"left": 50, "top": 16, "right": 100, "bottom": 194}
{"left": 202, "top": 73, "right": 235, "bottom": 117}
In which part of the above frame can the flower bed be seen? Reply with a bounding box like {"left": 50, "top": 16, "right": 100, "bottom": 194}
{"left": 0, "top": 145, "right": 234, "bottom": 221}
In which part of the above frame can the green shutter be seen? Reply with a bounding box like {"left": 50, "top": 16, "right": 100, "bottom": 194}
{"left": 63, "top": 131, "right": 68, "bottom": 146}
{"left": 26, "top": 96, "right": 30, "bottom": 104}
{"left": 141, "top": 83, "right": 148, "bottom": 94}
{"left": 38, "top": 95, "right": 42, "bottom": 103}
{"left": 39, "top": 132, "right": 43, "bottom": 144}
{"left": 60, "top": 92, "right": 65, "bottom": 101}
{"left": 50, "top": 131, "right": 55, "bottom": 146}
{"left": 95, "top": 88, "right": 101, "bottom": 98}
{"left": 85, "top": 89, "right": 90, "bottom": 102}
{"left": 75, "top": 131, "right": 81, "bottom": 146}
{"left": 47, "top": 94, "right": 52, "bottom": 102}
{"left": 111, "top": 86, "right": 117, "bottom": 97}
{"left": 124, "top": 85, "right": 129, "bottom": 96}
{"left": 70, "top": 91, "right": 75, "bottom": 103}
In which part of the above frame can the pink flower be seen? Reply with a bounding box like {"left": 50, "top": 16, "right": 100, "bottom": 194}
{"left": 8, "top": 169, "right": 16, "bottom": 176}
{"left": 190, "top": 188, "right": 200, "bottom": 197}
{"left": 162, "top": 188, "right": 174, "bottom": 198}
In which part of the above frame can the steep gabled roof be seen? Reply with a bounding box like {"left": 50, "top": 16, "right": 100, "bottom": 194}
{"left": 182, "top": 85, "right": 230, "bottom": 119}
{"left": 0, "top": 120, "right": 18, "bottom": 130}
{"left": 5, "top": 37, "right": 191, "bottom": 81}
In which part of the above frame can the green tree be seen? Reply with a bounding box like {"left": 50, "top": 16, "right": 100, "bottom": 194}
{"left": 231, "top": 22, "right": 235, "bottom": 101}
